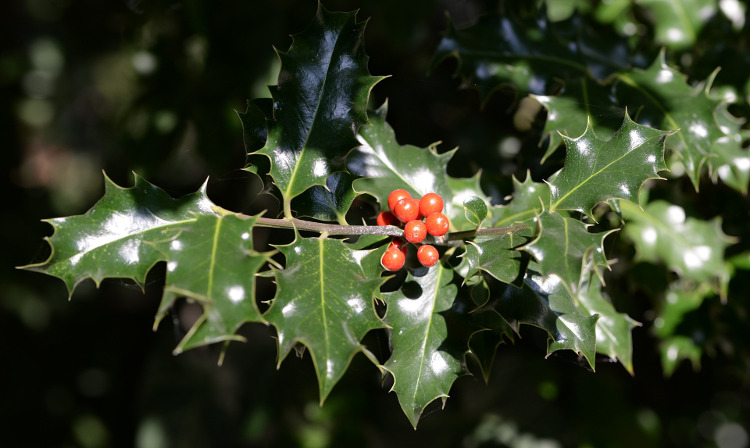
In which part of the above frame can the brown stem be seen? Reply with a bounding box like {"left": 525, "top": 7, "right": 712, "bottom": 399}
{"left": 251, "top": 216, "right": 525, "bottom": 242}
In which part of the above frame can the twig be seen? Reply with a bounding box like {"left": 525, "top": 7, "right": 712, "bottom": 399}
{"left": 251, "top": 216, "right": 525, "bottom": 242}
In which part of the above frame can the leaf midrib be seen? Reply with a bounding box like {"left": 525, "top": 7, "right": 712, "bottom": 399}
{"left": 206, "top": 217, "right": 222, "bottom": 296}
{"left": 284, "top": 20, "right": 348, "bottom": 199}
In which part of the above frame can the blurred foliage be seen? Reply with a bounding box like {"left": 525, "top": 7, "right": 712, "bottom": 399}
{"left": 3, "top": 0, "right": 750, "bottom": 447}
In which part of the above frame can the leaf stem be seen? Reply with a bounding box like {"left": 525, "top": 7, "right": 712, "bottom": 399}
{"left": 251, "top": 215, "right": 525, "bottom": 242}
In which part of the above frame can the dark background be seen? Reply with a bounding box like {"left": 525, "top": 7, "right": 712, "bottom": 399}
{"left": 2, "top": 0, "right": 749, "bottom": 447}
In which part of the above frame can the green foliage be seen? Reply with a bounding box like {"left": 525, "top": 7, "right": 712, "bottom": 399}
{"left": 21, "top": 0, "right": 749, "bottom": 429}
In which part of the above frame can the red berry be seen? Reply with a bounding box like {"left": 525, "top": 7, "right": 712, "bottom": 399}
{"left": 419, "top": 193, "right": 444, "bottom": 217}
{"left": 388, "top": 189, "right": 411, "bottom": 211}
{"left": 381, "top": 248, "right": 405, "bottom": 271}
{"left": 404, "top": 220, "right": 427, "bottom": 244}
{"left": 377, "top": 211, "right": 398, "bottom": 227}
{"left": 425, "top": 212, "right": 449, "bottom": 236}
{"left": 393, "top": 198, "right": 420, "bottom": 223}
{"left": 388, "top": 238, "right": 408, "bottom": 255}
{"left": 417, "top": 245, "right": 439, "bottom": 267}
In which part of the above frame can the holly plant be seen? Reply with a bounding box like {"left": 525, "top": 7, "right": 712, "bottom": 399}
{"left": 21, "top": 2, "right": 748, "bottom": 427}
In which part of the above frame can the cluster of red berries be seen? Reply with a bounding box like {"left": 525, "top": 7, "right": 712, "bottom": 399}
{"left": 378, "top": 189, "right": 450, "bottom": 271}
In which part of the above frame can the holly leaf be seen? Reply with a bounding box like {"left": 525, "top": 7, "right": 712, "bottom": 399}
{"left": 467, "top": 298, "right": 515, "bottom": 383}
{"left": 548, "top": 113, "right": 671, "bottom": 215}
{"left": 348, "top": 101, "right": 489, "bottom": 231}
{"left": 576, "top": 273, "right": 639, "bottom": 373}
{"left": 264, "top": 235, "right": 386, "bottom": 403}
{"left": 382, "top": 264, "right": 464, "bottom": 428}
{"left": 250, "top": 4, "right": 384, "bottom": 210}
{"left": 291, "top": 172, "right": 357, "bottom": 223}
{"left": 432, "top": 10, "right": 627, "bottom": 100}
{"left": 238, "top": 98, "right": 272, "bottom": 178}
{"left": 154, "top": 213, "right": 267, "bottom": 355}
{"left": 22, "top": 173, "right": 217, "bottom": 295}
{"left": 615, "top": 53, "right": 743, "bottom": 190}
{"left": 433, "top": 12, "right": 583, "bottom": 98}
{"left": 711, "top": 105, "right": 750, "bottom": 193}
{"left": 637, "top": 0, "right": 717, "bottom": 50}
{"left": 661, "top": 335, "right": 702, "bottom": 376}
{"left": 463, "top": 196, "right": 488, "bottom": 227}
{"left": 490, "top": 173, "right": 550, "bottom": 227}
{"left": 486, "top": 266, "right": 598, "bottom": 370}
{"left": 524, "top": 212, "right": 613, "bottom": 294}
{"left": 654, "top": 281, "right": 714, "bottom": 339}
{"left": 457, "top": 227, "right": 532, "bottom": 284}
{"left": 620, "top": 199, "right": 734, "bottom": 295}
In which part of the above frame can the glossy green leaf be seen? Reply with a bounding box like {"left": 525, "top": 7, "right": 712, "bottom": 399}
{"left": 576, "top": 273, "right": 639, "bottom": 373}
{"left": 620, "top": 199, "right": 734, "bottom": 295}
{"left": 291, "top": 172, "right": 357, "bottom": 223}
{"left": 468, "top": 288, "right": 515, "bottom": 383}
{"left": 710, "top": 105, "right": 750, "bottom": 193}
{"left": 467, "top": 295, "right": 516, "bottom": 383}
{"left": 524, "top": 212, "right": 613, "bottom": 294}
{"left": 23, "top": 173, "right": 217, "bottom": 295}
{"left": 548, "top": 113, "right": 671, "bottom": 215}
{"left": 653, "top": 281, "right": 714, "bottom": 339}
{"left": 348, "top": 102, "right": 489, "bottom": 231}
{"left": 432, "top": 10, "right": 627, "bottom": 99}
{"left": 615, "top": 54, "right": 743, "bottom": 190}
{"left": 661, "top": 335, "right": 702, "bottom": 376}
{"left": 637, "top": 0, "right": 717, "bottom": 50}
{"left": 382, "top": 264, "right": 464, "bottom": 428}
{"left": 457, "top": 227, "right": 532, "bottom": 284}
{"left": 264, "top": 235, "right": 386, "bottom": 403}
{"left": 487, "top": 266, "right": 599, "bottom": 369}
{"left": 490, "top": 173, "right": 550, "bottom": 227}
{"left": 250, "top": 4, "right": 383, "bottom": 212}
{"left": 154, "top": 214, "right": 267, "bottom": 354}
{"left": 238, "top": 98, "right": 272, "bottom": 178}
{"left": 463, "top": 196, "right": 488, "bottom": 227}
{"left": 433, "top": 13, "right": 579, "bottom": 98}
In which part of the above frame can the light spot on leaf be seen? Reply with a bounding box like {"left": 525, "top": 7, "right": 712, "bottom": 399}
{"left": 665, "top": 28, "right": 684, "bottom": 43}
{"left": 171, "top": 240, "right": 183, "bottom": 251}
{"left": 641, "top": 227, "right": 657, "bottom": 245}
{"left": 313, "top": 159, "right": 328, "bottom": 177}
{"left": 666, "top": 205, "right": 686, "bottom": 225}
{"left": 346, "top": 296, "right": 365, "bottom": 314}
{"left": 689, "top": 123, "right": 708, "bottom": 138}
{"left": 167, "top": 261, "right": 177, "bottom": 272}
{"left": 282, "top": 302, "right": 296, "bottom": 316}
{"left": 411, "top": 167, "right": 437, "bottom": 194}
{"left": 683, "top": 246, "right": 711, "bottom": 269}
{"left": 657, "top": 69, "right": 674, "bottom": 83}
{"left": 120, "top": 240, "right": 140, "bottom": 264}
{"left": 629, "top": 129, "right": 645, "bottom": 148}
{"left": 227, "top": 285, "right": 244, "bottom": 303}
{"left": 539, "top": 274, "right": 562, "bottom": 291}
{"left": 720, "top": 0, "right": 746, "bottom": 28}
{"left": 430, "top": 351, "right": 449, "bottom": 374}
{"left": 577, "top": 139, "right": 590, "bottom": 155}
{"left": 326, "top": 359, "right": 335, "bottom": 379}
{"left": 69, "top": 253, "right": 83, "bottom": 266}
{"left": 667, "top": 345, "right": 679, "bottom": 361}
{"left": 241, "top": 232, "right": 250, "bottom": 240}
{"left": 398, "top": 297, "right": 429, "bottom": 320}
